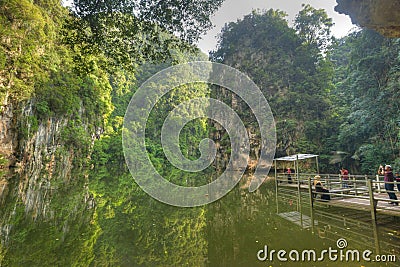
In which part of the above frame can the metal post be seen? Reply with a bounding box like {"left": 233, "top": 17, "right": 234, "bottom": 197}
{"left": 293, "top": 161, "right": 296, "bottom": 184}
{"left": 376, "top": 175, "right": 381, "bottom": 193}
{"left": 296, "top": 155, "right": 300, "bottom": 185}
{"left": 275, "top": 160, "right": 279, "bottom": 214}
{"left": 367, "top": 180, "right": 380, "bottom": 254}
{"left": 296, "top": 155, "right": 302, "bottom": 228}
{"left": 308, "top": 177, "right": 314, "bottom": 233}
{"left": 327, "top": 174, "right": 331, "bottom": 190}
{"left": 315, "top": 156, "right": 319, "bottom": 174}
{"left": 353, "top": 176, "right": 357, "bottom": 194}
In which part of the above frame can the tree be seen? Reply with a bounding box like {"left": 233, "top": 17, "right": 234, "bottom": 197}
{"left": 294, "top": 4, "right": 334, "bottom": 53}
{"left": 210, "top": 8, "right": 336, "bottom": 169}
{"left": 334, "top": 30, "right": 400, "bottom": 173}
{"left": 67, "top": 0, "right": 225, "bottom": 70}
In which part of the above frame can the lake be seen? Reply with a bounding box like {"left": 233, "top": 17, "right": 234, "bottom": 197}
{"left": 0, "top": 169, "right": 398, "bottom": 266}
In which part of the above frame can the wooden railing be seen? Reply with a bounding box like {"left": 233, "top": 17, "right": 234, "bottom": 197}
{"left": 275, "top": 173, "right": 400, "bottom": 256}
{"left": 275, "top": 173, "right": 400, "bottom": 213}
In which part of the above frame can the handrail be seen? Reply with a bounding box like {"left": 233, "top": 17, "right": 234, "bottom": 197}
{"left": 275, "top": 174, "right": 400, "bottom": 257}
{"left": 276, "top": 173, "right": 400, "bottom": 207}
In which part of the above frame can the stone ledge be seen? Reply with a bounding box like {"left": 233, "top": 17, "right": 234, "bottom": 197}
{"left": 335, "top": 0, "right": 400, "bottom": 37}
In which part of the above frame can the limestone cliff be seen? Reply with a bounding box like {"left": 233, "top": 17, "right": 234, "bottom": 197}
{"left": 335, "top": 0, "right": 400, "bottom": 37}
{"left": 0, "top": 98, "right": 97, "bottom": 246}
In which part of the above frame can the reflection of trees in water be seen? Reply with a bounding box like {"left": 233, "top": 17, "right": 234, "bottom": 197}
{"left": 207, "top": 179, "right": 324, "bottom": 267}
{"left": 90, "top": 168, "right": 208, "bottom": 267}
{"left": 207, "top": 184, "right": 269, "bottom": 266}
{"left": 4, "top": 168, "right": 397, "bottom": 267}
{"left": 0, "top": 170, "right": 98, "bottom": 267}
{"left": 276, "top": 186, "right": 400, "bottom": 267}
{"left": 313, "top": 208, "right": 400, "bottom": 264}
{"left": 271, "top": 183, "right": 400, "bottom": 267}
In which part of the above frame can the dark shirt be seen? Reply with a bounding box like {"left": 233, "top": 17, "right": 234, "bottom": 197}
{"left": 384, "top": 171, "right": 394, "bottom": 182}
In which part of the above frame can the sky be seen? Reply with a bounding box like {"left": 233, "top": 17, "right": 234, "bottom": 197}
{"left": 196, "top": 0, "right": 357, "bottom": 53}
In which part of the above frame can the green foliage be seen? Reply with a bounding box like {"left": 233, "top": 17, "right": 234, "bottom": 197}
{"left": 0, "top": 154, "right": 7, "bottom": 178}
{"left": 88, "top": 167, "right": 207, "bottom": 267}
{"left": 333, "top": 30, "right": 400, "bottom": 173}
{"left": 61, "top": 122, "right": 91, "bottom": 154}
{"left": 0, "top": 172, "right": 100, "bottom": 267}
{"left": 35, "top": 70, "right": 81, "bottom": 116}
{"left": 210, "top": 8, "right": 336, "bottom": 168}
{"left": 0, "top": 0, "right": 113, "bottom": 126}
{"left": 35, "top": 100, "right": 51, "bottom": 118}
{"left": 91, "top": 132, "right": 124, "bottom": 168}
{"left": 0, "top": 0, "right": 63, "bottom": 102}
{"left": 18, "top": 115, "right": 39, "bottom": 139}
{"left": 67, "top": 0, "right": 224, "bottom": 70}
{"left": 294, "top": 4, "right": 334, "bottom": 53}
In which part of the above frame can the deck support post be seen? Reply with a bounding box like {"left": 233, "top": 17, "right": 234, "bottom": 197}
{"left": 367, "top": 180, "right": 380, "bottom": 254}
{"left": 353, "top": 176, "right": 357, "bottom": 194}
{"left": 376, "top": 175, "right": 381, "bottom": 193}
{"left": 295, "top": 155, "right": 303, "bottom": 228}
{"left": 308, "top": 177, "right": 315, "bottom": 234}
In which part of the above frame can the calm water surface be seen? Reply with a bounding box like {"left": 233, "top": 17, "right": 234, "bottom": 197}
{"left": 0, "top": 170, "right": 398, "bottom": 267}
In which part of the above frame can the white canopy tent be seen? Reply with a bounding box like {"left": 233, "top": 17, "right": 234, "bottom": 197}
{"left": 274, "top": 153, "right": 319, "bottom": 162}
{"left": 273, "top": 154, "right": 319, "bottom": 220}
{"left": 273, "top": 153, "right": 319, "bottom": 176}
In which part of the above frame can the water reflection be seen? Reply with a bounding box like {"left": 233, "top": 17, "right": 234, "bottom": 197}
{"left": 0, "top": 170, "right": 398, "bottom": 266}
{"left": 275, "top": 179, "right": 400, "bottom": 267}
{"left": 0, "top": 170, "right": 97, "bottom": 267}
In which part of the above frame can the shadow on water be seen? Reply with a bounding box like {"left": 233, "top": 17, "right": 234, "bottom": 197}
{"left": 0, "top": 169, "right": 399, "bottom": 266}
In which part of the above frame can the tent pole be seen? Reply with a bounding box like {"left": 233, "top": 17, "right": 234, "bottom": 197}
{"left": 275, "top": 160, "right": 278, "bottom": 214}
{"left": 296, "top": 155, "right": 303, "bottom": 228}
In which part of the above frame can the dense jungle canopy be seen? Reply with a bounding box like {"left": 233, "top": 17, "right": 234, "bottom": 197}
{"left": 210, "top": 7, "right": 400, "bottom": 174}
{"left": 1, "top": 0, "right": 400, "bottom": 266}
{"left": 1, "top": 0, "right": 399, "bottom": 176}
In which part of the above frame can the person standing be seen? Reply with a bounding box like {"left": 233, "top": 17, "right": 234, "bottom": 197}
{"left": 286, "top": 167, "right": 292, "bottom": 184}
{"left": 395, "top": 172, "right": 400, "bottom": 193}
{"left": 340, "top": 167, "right": 349, "bottom": 188}
{"left": 378, "top": 165, "right": 398, "bottom": 205}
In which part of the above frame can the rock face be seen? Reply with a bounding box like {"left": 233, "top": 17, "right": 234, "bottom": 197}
{"left": 0, "top": 99, "right": 96, "bottom": 246}
{"left": 335, "top": 0, "right": 400, "bottom": 37}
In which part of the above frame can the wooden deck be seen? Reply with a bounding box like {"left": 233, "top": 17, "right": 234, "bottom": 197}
{"left": 277, "top": 181, "right": 400, "bottom": 217}
{"left": 316, "top": 193, "right": 400, "bottom": 216}
{"left": 277, "top": 211, "right": 316, "bottom": 229}
{"left": 275, "top": 174, "right": 400, "bottom": 259}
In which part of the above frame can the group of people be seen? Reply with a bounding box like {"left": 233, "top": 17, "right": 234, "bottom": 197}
{"left": 313, "top": 165, "right": 400, "bottom": 205}
{"left": 285, "top": 164, "right": 400, "bottom": 205}
{"left": 378, "top": 164, "right": 400, "bottom": 206}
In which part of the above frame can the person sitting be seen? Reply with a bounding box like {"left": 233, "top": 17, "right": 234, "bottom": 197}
{"left": 313, "top": 175, "right": 330, "bottom": 201}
